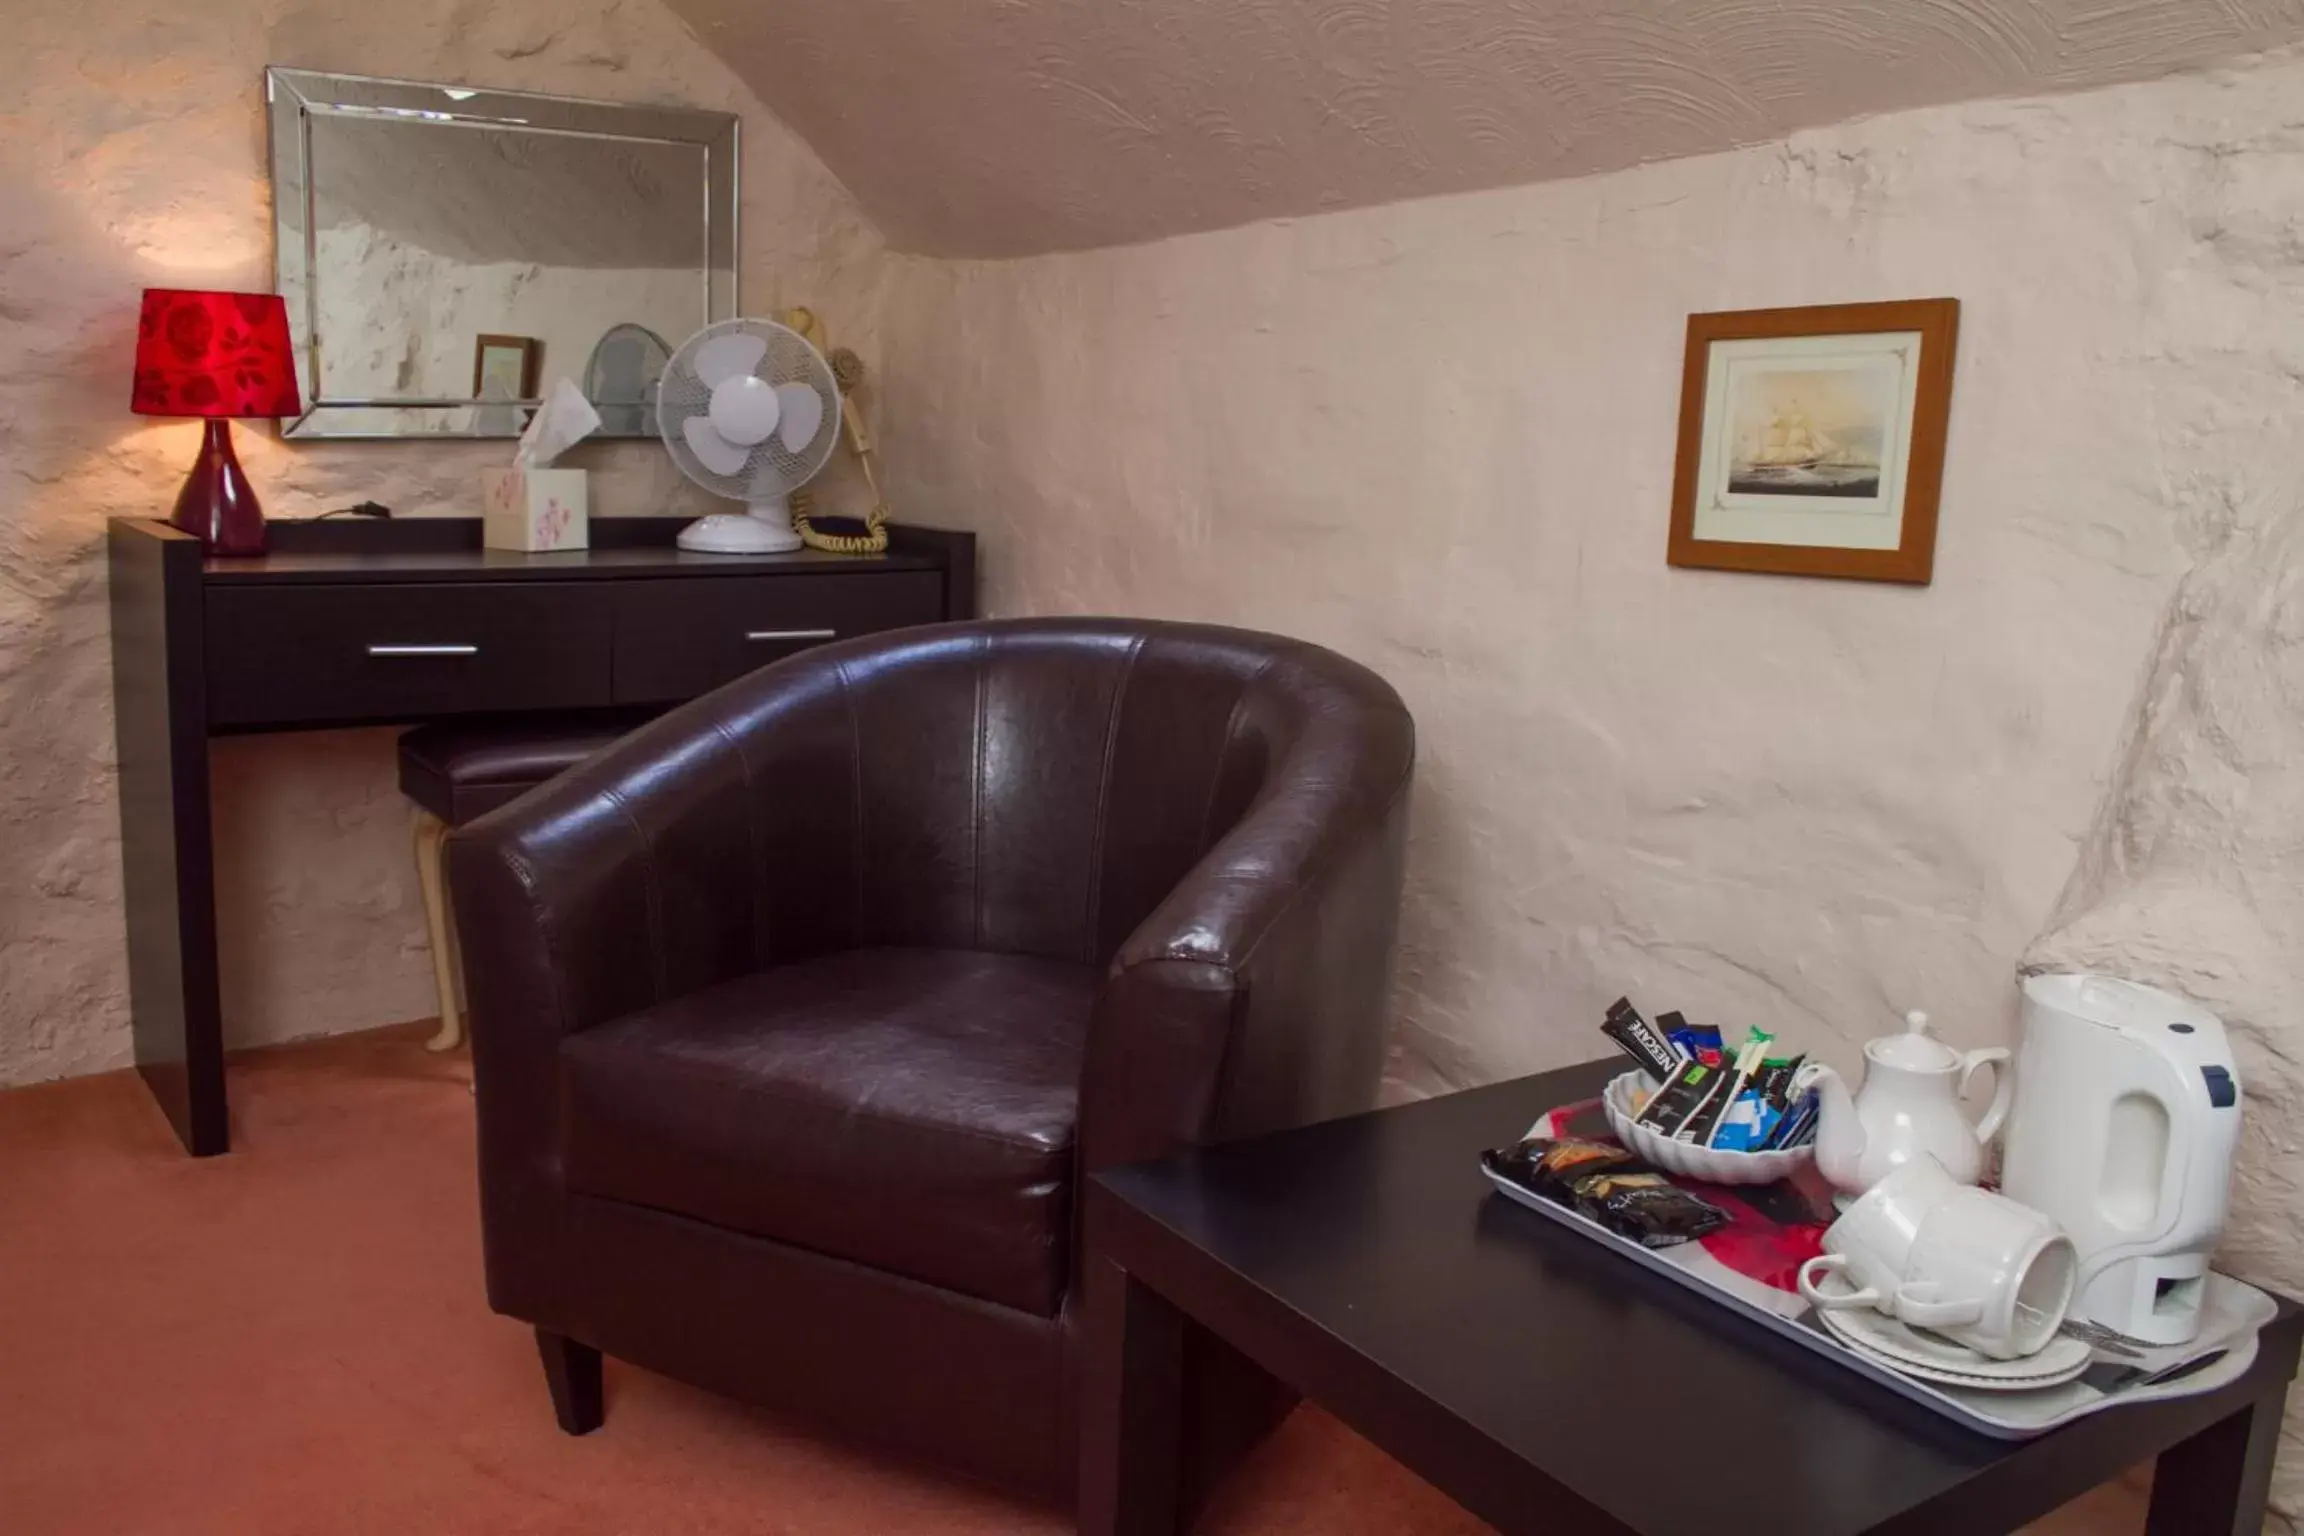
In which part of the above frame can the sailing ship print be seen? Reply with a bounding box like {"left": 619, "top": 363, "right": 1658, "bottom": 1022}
{"left": 1747, "top": 404, "right": 1833, "bottom": 468}
{"left": 1726, "top": 370, "right": 1888, "bottom": 499}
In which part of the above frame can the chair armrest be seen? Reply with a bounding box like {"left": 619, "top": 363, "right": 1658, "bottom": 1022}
{"left": 1079, "top": 731, "right": 1413, "bottom": 1173}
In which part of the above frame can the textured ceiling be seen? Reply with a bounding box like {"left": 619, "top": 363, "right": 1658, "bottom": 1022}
{"left": 667, "top": 0, "right": 2304, "bottom": 258}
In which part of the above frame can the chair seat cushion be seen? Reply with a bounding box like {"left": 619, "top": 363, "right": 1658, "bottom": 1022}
{"left": 397, "top": 709, "right": 657, "bottom": 825}
{"left": 559, "top": 947, "right": 1101, "bottom": 1316}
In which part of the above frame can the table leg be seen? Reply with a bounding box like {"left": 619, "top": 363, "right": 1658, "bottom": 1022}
{"left": 109, "top": 522, "right": 227, "bottom": 1156}
{"left": 2146, "top": 1392, "right": 2283, "bottom": 1536}
{"left": 1079, "top": 1254, "right": 1186, "bottom": 1536}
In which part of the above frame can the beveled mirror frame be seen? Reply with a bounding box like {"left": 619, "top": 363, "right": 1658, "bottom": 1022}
{"left": 265, "top": 66, "right": 739, "bottom": 440}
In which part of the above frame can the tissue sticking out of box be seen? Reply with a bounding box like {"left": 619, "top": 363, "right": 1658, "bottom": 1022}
{"left": 516, "top": 378, "right": 602, "bottom": 468}
{"left": 484, "top": 379, "right": 597, "bottom": 552}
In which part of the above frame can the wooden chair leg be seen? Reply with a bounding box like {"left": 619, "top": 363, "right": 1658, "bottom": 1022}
{"left": 535, "top": 1329, "right": 605, "bottom": 1435}
{"left": 411, "top": 810, "right": 464, "bottom": 1053}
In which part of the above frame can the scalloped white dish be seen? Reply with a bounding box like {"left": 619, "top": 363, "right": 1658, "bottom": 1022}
{"left": 1601, "top": 1070, "right": 1814, "bottom": 1185}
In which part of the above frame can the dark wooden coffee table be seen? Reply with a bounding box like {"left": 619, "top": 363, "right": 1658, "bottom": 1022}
{"left": 1079, "top": 1059, "right": 2301, "bottom": 1535}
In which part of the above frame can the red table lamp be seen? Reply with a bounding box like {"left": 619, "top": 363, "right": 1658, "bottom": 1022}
{"left": 130, "top": 289, "right": 302, "bottom": 556}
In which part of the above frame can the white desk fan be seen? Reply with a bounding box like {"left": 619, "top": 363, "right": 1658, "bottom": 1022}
{"left": 659, "top": 318, "right": 841, "bottom": 553}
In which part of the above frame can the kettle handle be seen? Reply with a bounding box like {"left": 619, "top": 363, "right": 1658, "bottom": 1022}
{"left": 1961, "top": 1047, "right": 2014, "bottom": 1145}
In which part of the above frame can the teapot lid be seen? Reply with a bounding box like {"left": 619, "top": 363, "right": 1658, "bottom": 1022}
{"left": 1865, "top": 1010, "right": 1962, "bottom": 1071}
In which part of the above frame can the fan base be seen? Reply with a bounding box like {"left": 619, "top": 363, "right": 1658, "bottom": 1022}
{"left": 676, "top": 511, "right": 804, "bottom": 555}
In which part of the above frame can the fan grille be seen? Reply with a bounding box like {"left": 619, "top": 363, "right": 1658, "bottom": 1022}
{"left": 658, "top": 319, "right": 842, "bottom": 498}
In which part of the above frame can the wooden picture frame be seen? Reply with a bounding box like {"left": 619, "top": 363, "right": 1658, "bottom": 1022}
{"left": 472, "top": 334, "right": 542, "bottom": 402}
{"left": 1666, "top": 299, "right": 1959, "bottom": 584}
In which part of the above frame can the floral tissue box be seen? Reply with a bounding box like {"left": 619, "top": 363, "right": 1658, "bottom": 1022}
{"left": 481, "top": 467, "right": 588, "bottom": 552}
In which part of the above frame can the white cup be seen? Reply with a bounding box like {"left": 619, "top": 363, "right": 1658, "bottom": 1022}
{"left": 1797, "top": 1155, "right": 2077, "bottom": 1361}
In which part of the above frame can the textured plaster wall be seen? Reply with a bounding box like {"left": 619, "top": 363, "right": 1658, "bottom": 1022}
{"left": 878, "top": 56, "right": 2304, "bottom": 1101}
{"left": 672, "top": 0, "right": 2304, "bottom": 255}
{"left": 0, "top": 0, "right": 885, "bottom": 1086}
{"left": 2025, "top": 457, "right": 2304, "bottom": 1511}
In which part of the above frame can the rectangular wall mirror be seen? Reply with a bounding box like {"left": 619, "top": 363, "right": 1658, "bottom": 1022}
{"left": 266, "top": 67, "right": 738, "bottom": 439}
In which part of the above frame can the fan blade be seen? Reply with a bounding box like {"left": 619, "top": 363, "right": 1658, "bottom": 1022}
{"left": 682, "top": 413, "right": 753, "bottom": 478}
{"left": 774, "top": 383, "right": 826, "bottom": 453}
{"left": 692, "top": 331, "right": 769, "bottom": 389}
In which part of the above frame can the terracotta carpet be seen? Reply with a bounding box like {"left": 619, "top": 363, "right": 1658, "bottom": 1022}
{"left": 0, "top": 1025, "right": 2145, "bottom": 1535}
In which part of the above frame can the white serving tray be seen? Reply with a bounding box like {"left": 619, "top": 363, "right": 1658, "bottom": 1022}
{"left": 1481, "top": 1163, "right": 2269, "bottom": 1439}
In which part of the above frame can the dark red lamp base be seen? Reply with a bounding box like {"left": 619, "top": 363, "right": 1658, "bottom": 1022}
{"left": 169, "top": 418, "right": 267, "bottom": 556}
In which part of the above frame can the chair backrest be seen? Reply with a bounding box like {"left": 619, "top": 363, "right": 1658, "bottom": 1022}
{"left": 713, "top": 617, "right": 1411, "bottom": 969}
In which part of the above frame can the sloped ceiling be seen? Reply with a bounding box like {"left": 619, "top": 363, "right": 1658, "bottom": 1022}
{"left": 667, "top": 0, "right": 2304, "bottom": 258}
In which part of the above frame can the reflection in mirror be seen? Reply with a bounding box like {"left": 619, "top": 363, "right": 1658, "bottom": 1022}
{"left": 267, "top": 69, "right": 737, "bottom": 439}
{"left": 586, "top": 323, "right": 677, "bottom": 437}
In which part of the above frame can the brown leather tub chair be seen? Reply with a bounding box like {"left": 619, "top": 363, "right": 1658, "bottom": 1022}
{"left": 447, "top": 617, "right": 1414, "bottom": 1509}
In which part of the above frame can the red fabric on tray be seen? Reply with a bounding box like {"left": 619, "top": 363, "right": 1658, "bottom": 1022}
{"left": 1545, "top": 1094, "right": 1832, "bottom": 1294}
{"left": 1691, "top": 1175, "right": 1831, "bottom": 1290}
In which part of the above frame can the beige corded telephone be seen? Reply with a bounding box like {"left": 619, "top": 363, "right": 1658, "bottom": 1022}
{"left": 780, "top": 307, "right": 892, "bottom": 554}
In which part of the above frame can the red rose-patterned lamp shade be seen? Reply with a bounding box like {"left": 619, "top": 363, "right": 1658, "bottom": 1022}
{"left": 131, "top": 289, "right": 303, "bottom": 556}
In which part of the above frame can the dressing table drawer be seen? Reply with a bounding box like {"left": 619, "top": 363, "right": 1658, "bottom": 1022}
{"left": 206, "top": 583, "right": 613, "bottom": 727}
{"left": 611, "top": 573, "right": 945, "bottom": 703}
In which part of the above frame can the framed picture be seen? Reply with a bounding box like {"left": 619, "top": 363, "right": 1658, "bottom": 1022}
{"left": 1666, "top": 299, "right": 1959, "bottom": 584}
{"left": 472, "top": 334, "right": 541, "bottom": 401}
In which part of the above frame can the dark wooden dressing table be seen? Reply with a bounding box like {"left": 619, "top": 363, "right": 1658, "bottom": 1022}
{"left": 107, "top": 515, "right": 976, "bottom": 1155}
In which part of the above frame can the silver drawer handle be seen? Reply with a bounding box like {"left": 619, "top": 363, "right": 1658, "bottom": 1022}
{"left": 367, "top": 644, "right": 479, "bottom": 657}
{"left": 745, "top": 628, "right": 836, "bottom": 643}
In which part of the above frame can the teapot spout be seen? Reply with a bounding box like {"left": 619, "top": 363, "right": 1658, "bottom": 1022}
{"left": 1795, "top": 1062, "right": 1866, "bottom": 1196}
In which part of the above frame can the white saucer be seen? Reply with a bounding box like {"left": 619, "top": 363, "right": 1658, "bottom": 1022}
{"left": 1808, "top": 1274, "right": 2093, "bottom": 1391}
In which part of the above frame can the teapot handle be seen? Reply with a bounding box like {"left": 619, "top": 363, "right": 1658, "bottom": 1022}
{"left": 1960, "top": 1047, "right": 2014, "bottom": 1145}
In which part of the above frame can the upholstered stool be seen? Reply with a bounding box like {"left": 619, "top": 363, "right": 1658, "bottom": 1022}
{"left": 398, "top": 711, "right": 654, "bottom": 1051}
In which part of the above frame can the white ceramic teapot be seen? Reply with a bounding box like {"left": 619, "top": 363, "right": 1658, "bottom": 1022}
{"left": 1795, "top": 1011, "right": 2012, "bottom": 1198}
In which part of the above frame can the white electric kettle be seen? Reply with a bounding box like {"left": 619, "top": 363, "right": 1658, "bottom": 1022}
{"left": 2000, "top": 973, "right": 2242, "bottom": 1346}
{"left": 1795, "top": 1011, "right": 2011, "bottom": 1199}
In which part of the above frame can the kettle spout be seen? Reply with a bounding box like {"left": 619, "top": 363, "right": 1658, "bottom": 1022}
{"left": 1795, "top": 1062, "right": 1866, "bottom": 1195}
